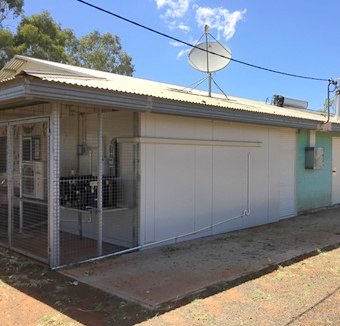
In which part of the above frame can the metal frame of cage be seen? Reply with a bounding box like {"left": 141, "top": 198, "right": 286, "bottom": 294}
{"left": 0, "top": 114, "right": 51, "bottom": 263}
{"left": 0, "top": 104, "right": 140, "bottom": 268}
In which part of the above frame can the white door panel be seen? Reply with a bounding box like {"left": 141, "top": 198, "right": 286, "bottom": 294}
{"left": 332, "top": 138, "right": 340, "bottom": 204}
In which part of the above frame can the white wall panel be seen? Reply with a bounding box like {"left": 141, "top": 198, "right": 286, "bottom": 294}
{"left": 212, "top": 147, "right": 245, "bottom": 234}
{"left": 279, "top": 128, "right": 297, "bottom": 218}
{"left": 140, "top": 143, "right": 156, "bottom": 243}
{"left": 140, "top": 113, "right": 297, "bottom": 245}
{"left": 194, "top": 146, "right": 213, "bottom": 232}
{"left": 268, "top": 128, "right": 281, "bottom": 222}
{"left": 154, "top": 145, "right": 195, "bottom": 241}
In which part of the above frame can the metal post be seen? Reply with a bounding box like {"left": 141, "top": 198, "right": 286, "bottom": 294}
{"left": 49, "top": 105, "right": 60, "bottom": 268}
{"left": 204, "top": 25, "right": 212, "bottom": 97}
{"left": 133, "top": 112, "right": 140, "bottom": 247}
{"left": 19, "top": 126, "right": 23, "bottom": 233}
{"left": 97, "top": 109, "right": 103, "bottom": 256}
{"left": 7, "top": 125, "right": 13, "bottom": 247}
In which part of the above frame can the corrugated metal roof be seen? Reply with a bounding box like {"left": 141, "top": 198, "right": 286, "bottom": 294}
{"left": 0, "top": 55, "right": 333, "bottom": 123}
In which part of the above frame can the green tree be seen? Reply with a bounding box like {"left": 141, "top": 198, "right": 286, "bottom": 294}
{"left": 0, "top": 11, "right": 134, "bottom": 75}
{"left": 11, "top": 11, "right": 75, "bottom": 63}
{"left": 0, "top": 0, "right": 24, "bottom": 26}
{"left": 69, "top": 31, "right": 134, "bottom": 76}
{"left": 0, "top": 28, "right": 14, "bottom": 68}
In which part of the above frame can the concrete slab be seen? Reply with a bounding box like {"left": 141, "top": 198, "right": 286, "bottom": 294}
{"left": 61, "top": 208, "right": 340, "bottom": 308}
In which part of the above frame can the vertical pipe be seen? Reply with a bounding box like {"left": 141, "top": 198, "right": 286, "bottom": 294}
{"left": 7, "top": 125, "right": 13, "bottom": 247}
{"left": 97, "top": 109, "right": 103, "bottom": 256}
{"left": 335, "top": 78, "right": 340, "bottom": 120}
{"left": 49, "top": 104, "right": 60, "bottom": 268}
{"left": 246, "top": 152, "right": 251, "bottom": 215}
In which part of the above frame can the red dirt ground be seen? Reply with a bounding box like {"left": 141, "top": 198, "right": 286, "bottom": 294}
{"left": 0, "top": 246, "right": 339, "bottom": 325}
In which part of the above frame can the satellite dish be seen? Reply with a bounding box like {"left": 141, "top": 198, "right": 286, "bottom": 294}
{"left": 188, "top": 41, "right": 231, "bottom": 73}
{"left": 186, "top": 26, "right": 231, "bottom": 97}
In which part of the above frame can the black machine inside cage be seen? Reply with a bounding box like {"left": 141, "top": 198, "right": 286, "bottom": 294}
{"left": 60, "top": 175, "right": 121, "bottom": 210}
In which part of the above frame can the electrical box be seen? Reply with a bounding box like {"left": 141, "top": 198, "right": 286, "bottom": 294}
{"left": 305, "top": 147, "right": 324, "bottom": 170}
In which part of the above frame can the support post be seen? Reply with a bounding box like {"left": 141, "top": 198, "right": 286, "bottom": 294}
{"left": 49, "top": 104, "right": 60, "bottom": 268}
{"left": 7, "top": 125, "right": 13, "bottom": 247}
{"left": 19, "top": 126, "right": 23, "bottom": 233}
{"left": 97, "top": 109, "right": 103, "bottom": 256}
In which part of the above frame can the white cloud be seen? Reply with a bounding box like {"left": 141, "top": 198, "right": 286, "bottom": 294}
{"left": 155, "top": 0, "right": 190, "bottom": 19}
{"left": 169, "top": 40, "right": 184, "bottom": 47}
{"left": 195, "top": 7, "right": 246, "bottom": 41}
{"left": 178, "top": 22, "right": 190, "bottom": 32}
{"left": 155, "top": 0, "right": 191, "bottom": 31}
{"left": 176, "top": 48, "right": 190, "bottom": 59}
{"left": 155, "top": 2, "right": 247, "bottom": 60}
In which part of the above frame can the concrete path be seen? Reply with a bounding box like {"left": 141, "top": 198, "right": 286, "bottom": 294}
{"left": 62, "top": 207, "right": 340, "bottom": 308}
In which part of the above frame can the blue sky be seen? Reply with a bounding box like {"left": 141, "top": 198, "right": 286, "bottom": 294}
{"left": 7, "top": 0, "right": 340, "bottom": 110}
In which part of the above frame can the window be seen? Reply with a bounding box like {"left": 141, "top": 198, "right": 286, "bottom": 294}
{"left": 22, "top": 136, "right": 41, "bottom": 161}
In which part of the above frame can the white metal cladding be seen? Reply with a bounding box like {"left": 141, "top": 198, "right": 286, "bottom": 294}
{"left": 139, "top": 113, "right": 297, "bottom": 245}
{"left": 279, "top": 128, "right": 297, "bottom": 219}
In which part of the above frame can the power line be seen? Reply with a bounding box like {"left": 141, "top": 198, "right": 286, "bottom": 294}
{"left": 75, "top": 0, "right": 331, "bottom": 82}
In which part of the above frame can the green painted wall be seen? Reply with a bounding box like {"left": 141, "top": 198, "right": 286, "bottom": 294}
{"left": 296, "top": 130, "right": 333, "bottom": 211}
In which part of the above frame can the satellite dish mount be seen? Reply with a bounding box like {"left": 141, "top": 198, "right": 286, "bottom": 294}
{"left": 204, "top": 25, "right": 212, "bottom": 96}
{"left": 187, "top": 25, "right": 231, "bottom": 98}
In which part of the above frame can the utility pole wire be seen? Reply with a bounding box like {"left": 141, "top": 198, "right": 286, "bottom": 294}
{"left": 75, "top": 0, "right": 331, "bottom": 82}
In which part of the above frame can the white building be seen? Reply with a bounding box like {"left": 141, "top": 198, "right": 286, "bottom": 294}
{"left": 0, "top": 56, "right": 339, "bottom": 268}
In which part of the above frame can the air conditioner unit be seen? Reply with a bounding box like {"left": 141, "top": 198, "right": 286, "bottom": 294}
{"left": 22, "top": 161, "right": 45, "bottom": 200}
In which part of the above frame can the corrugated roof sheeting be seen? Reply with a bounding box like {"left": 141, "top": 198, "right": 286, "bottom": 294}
{"left": 24, "top": 71, "right": 328, "bottom": 122}
{"left": 0, "top": 55, "right": 334, "bottom": 123}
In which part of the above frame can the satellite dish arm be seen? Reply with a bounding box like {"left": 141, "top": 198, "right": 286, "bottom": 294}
{"left": 205, "top": 25, "right": 212, "bottom": 96}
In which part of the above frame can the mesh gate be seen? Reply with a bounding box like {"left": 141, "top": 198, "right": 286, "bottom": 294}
{"left": 11, "top": 122, "right": 49, "bottom": 262}
{"left": 0, "top": 121, "right": 49, "bottom": 262}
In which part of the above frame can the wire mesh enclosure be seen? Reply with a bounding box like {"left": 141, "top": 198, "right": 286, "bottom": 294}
{"left": 58, "top": 108, "right": 139, "bottom": 265}
{"left": 0, "top": 104, "right": 139, "bottom": 267}
{"left": 11, "top": 122, "right": 49, "bottom": 261}
{"left": 0, "top": 117, "right": 49, "bottom": 263}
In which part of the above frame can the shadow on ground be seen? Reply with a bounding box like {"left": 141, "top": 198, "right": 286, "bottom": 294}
{"left": 0, "top": 207, "right": 339, "bottom": 325}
